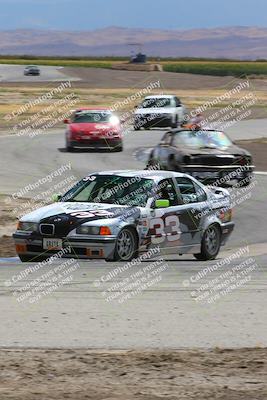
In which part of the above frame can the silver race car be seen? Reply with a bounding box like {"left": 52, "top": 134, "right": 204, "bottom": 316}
{"left": 13, "top": 170, "right": 234, "bottom": 262}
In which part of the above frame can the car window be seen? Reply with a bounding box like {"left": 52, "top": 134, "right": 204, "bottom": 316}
{"left": 155, "top": 179, "right": 179, "bottom": 206}
{"left": 175, "top": 177, "right": 199, "bottom": 204}
{"left": 193, "top": 181, "right": 207, "bottom": 202}
{"left": 72, "top": 111, "right": 111, "bottom": 123}
{"left": 140, "top": 98, "right": 172, "bottom": 108}
{"left": 62, "top": 175, "right": 154, "bottom": 207}
{"left": 172, "top": 130, "right": 232, "bottom": 149}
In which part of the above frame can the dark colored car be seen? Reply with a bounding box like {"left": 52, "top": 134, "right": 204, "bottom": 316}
{"left": 64, "top": 108, "right": 123, "bottom": 152}
{"left": 24, "top": 65, "right": 40, "bottom": 76}
{"left": 146, "top": 129, "right": 254, "bottom": 186}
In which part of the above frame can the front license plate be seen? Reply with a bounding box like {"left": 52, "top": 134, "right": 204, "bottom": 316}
{"left": 81, "top": 136, "right": 92, "bottom": 139}
{"left": 43, "top": 238, "right": 63, "bottom": 250}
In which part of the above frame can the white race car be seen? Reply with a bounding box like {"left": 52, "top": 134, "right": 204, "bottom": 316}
{"left": 134, "top": 95, "right": 187, "bottom": 130}
{"left": 13, "top": 170, "right": 234, "bottom": 263}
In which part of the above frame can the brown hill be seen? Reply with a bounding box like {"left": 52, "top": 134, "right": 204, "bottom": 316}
{"left": 0, "top": 26, "right": 266, "bottom": 59}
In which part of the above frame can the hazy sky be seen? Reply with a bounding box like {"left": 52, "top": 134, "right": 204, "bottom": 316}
{"left": 0, "top": 0, "right": 265, "bottom": 30}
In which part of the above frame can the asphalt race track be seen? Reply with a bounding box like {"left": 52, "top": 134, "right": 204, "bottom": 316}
{"left": 0, "top": 64, "right": 79, "bottom": 82}
{"left": 0, "top": 120, "right": 267, "bottom": 348}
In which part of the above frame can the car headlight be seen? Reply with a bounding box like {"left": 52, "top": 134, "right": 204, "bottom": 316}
{"left": 109, "top": 115, "right": 120, "bottom": 126}
{"left": 76, "top": 226, "right": 112, "bottom": 235}
{"left": 17, "top": 221, "right": 39, "bottom": 232}
{"left": 76, "top": 226, "right": 100, "bottom": 235}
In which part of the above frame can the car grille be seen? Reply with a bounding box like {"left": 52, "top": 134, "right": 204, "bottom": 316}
{"left": 27, "top": 244, "right": 86, "bottom": 256}
{"left": 39, "top": 224, "right": 55, "bottom": 236}
{"left": 190, "top": 155, "right": 237, "bottom": 166}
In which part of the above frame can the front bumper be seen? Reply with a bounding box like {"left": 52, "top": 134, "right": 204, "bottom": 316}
{"left": 220, "top": 221, "right": 235, "bottom": 246}
{"left": 183, "top": 165, "right": 254, "bottom": 184}
{"left": 13, "top": 232, "right": 116, "bottom": 260}
{"left": 69, "top": 138, "right": 122, "bottom": 150}
{"left": 134, "top": 115, "right": 172, "bottom": 128}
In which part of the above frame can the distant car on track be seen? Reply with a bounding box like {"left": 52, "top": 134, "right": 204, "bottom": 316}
{"left": 64, "top": 108, "right": 123, "bottom": 152}
{"left": 146, "top": 129, "right": 254, "bottom": 187}
{"left": 24, "top": 65, "right": 40, "bottom": 76}
{"left": 134, "top": 95, "right": 187, "bottom": 130}
{"left": 13, "top": 170, "right": 234, "bottom": 263}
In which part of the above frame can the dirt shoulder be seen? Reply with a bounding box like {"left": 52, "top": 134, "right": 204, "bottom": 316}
{"left": 0, "top": 195, "right": 42, "bottom": 258}
{"left": 236, "top": 138, "right": 267, "bottom": 171}
{"left": 0, "top": 348, "right": 266, "bottom": 400}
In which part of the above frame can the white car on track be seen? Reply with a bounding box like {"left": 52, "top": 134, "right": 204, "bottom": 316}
{"left": 134, "top": 95, "right": 187, "bottom": 130}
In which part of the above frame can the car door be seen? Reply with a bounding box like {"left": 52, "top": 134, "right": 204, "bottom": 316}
{"left": 146, "top": 177, "right": 203, "bottom": 254}
{"left": 174, "top": 176, "right": 208, "bottom": 246}
{"left": 146, "top": 178, "right": 183, "bottom": 255}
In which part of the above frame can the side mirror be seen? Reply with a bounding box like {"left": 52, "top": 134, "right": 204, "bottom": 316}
{"left": 64, "top": 119, "right": 70, "bottom": 124}
{"left": 52, "top": 194, "right": 62, "bottom": 202}
{"left": 155, "top": 199, "right": 170, "bottom": 208}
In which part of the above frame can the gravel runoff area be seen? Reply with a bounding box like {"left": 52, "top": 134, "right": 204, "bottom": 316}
{"left": 0, "top": 348, "right": 266, "bottom": 400}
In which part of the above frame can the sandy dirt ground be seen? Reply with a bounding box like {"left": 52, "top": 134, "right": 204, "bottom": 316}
{"left": 0, "top": 195, "right": 39, "bottom": 257}
{"left": 0, "top": 348, "right": 266, "bottom": 400}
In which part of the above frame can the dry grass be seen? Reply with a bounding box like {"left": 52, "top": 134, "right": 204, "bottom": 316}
{"left": 0, "top": 85, "right": 266, "bottom": 131}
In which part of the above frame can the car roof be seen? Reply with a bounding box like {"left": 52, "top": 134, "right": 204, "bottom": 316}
{"left": 94, "top": 169, "right": 189, "bottom": 181}
{"left": 75, "top": 107, "right": 111, "bottom": 111}
{"left": 144, "top": 95, "right": 175, "bottom": 99}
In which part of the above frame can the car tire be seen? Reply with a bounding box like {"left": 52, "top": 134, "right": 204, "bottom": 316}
{"left": 146, "top": 157, "right": 159, "bottom": 170}
{"left": 194, "top": 224, "right": 221, "bottom": 261}
{"left": 171, "top": 115, "right": 178, "bottom": 128}
{"left": 237, "top": 173, "right": 253, "bottom": 187}
{"left": 18, "top": 254, "right": 48, "bottom": 263}
{"left": 182, "top": 114, "right": 190, "bottom": 126}
{"left": 112, "top": 227, "right": 138, "bottom": 262}
{"left": 167, "top": 154, "right": 179, "bottom": 171}
{"left": 66, "top": 140, "right": 74, "bottom": 152}
{"left": 112, "top": 144, "right": 123, "bottom": 152}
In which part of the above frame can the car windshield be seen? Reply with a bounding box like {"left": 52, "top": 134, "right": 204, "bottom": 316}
{"left": 72, "top": 111, "right": 111, "bottom": 123}
{"left": 61, "top": 175, "right": 155, "bottom": 207}
{"left": 140, "top": 98, "right": 171, "bottom": 109}
{"left": 172, "top": 130, "right": 232, "bottom": 149}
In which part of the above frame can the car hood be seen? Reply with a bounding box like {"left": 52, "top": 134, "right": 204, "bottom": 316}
{"left": 21, "top": 202, "right": 141, "bottom": 224}
{"left": 170, "top": 143, "right": 250, "bottom": 156}
{"left": 135, "top": 107, "right": 176, "bottom": 115}
{"left": 69, "top": 122, "right": 114, "bottom": 132}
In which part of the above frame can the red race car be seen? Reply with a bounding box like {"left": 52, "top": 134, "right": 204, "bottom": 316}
{"left": 64, "top": 108, "right": 123, "bottom": 152}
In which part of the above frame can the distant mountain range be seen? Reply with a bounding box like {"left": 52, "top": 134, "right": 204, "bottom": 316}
{"left": 0, "top": 26, "right": 267, "bottom": 59}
